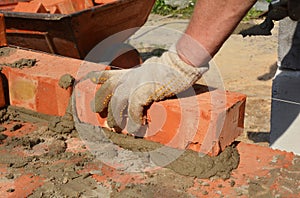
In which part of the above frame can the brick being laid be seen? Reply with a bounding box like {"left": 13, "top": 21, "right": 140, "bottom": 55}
{"left": 145, "top": 88, "right": 246, "bottom": 156}
{"left": 95, "top": 85, "right": 246, "bottom": 156}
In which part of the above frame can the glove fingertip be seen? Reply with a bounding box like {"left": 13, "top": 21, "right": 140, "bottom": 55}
{"left": 107, "top": 103, "right": 123, "bottom": 132}
{"left": 127, "top": 116, "right": 147, "bottom": 138}
{"left": 90, "top": 97, "right": 105, "bottom": 113}
{"left": 127, "top": 105, "right": 147, "bottom": 135}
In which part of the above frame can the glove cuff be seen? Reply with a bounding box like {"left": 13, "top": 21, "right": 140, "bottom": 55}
{"left": 163, "top": 46, "right": 209, "bottom": 84}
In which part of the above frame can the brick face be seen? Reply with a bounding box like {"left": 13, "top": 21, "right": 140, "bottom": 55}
{"left": 0, "top": 48, "right": 104, "bottom": 116}
{"left": 96, "top": 87, "right": 247, "bottom": 156}
{"left": 13, "top": 1, "right": 48, "bottom": 13}
{"left": 0, "top": 74, "right": 6, "bottom": 108}
{"left": 145, "top": 89, "right": 246, "bottom": 156}
{"left": 0, "top": 14, "right": 7, "bottom": 47}
{"left": 2, "top": 66, "right": 73, "bottom": 116}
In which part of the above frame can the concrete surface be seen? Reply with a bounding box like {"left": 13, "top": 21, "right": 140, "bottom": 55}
{"left": 269, "top": 18, "right": 300, "bottom": 155}
{"left": 271, "top": 70, "right": 300, "bottom": 154}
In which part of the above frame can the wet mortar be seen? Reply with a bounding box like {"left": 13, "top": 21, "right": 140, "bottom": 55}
{"left": 247, "top": 155, "right": 300, "bottom": 197}
{"left": 0, "top": 47, "right": 16, "bottom": 57}
{"left": 58, "top": 74, "right": 75, "bottom": 90}
{"left": 1, "top": 103, "right": 300, "bottom": 197}
{"left": 0, "top": 103, "right": 241, "bottom": 197}
{"left": 0, "top": 58, "right": 37, "bottom": 68}
{"left": 0, "top": 108, "right": 100, "bottom": 197}
{"left": 102, "top": 128, "right": 240, "bottom": 179}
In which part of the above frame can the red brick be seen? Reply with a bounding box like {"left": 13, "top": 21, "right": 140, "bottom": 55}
{"left": 0, "top": 48, "right": 106, "bottom": 116}
{"left": 54, "top": 0, "right": 75, "bottom": 14}
{"left": 47, "top": 5, "right": 61, "bottom": 14}
{"left": 1, "top": 122, "right": 37, "bottom": 138}
{"left": 188, "top": 142, "right": 298, "bottom": 197}
{"left": 13, "top": 1, "right": 48, "bottom": 13}
{"left": 0, "top": 174, "right": 44, "bottom": 197}
{"left": 94, "top": 0, "right": 117, "bottom": 4}
{"left": 0, "top": 14, "right": 7, "bottom": 47}
{"left": 235, "top": 142, "right": 295, "bottom": 175}
{"left": 79, "top": 163, "right": 145, "bottom": 191}
{"left": 3, "top": 66, "right": 73, "bottom": 116}
{"left": 71, "top": 0, "right": 94, "bottom": 11}
{"left": 66, "top": 137, "right": 88, "bottom": 153}
{"left": 38, "top": 0, "right": 93, "bottom": 13}
{"left": 0, "top": 74, "right": 6, "bottom": 108}
{"left": 148, "top": 89, "right": 246, "bottom": 155}
{"left": 95, "top": 87, "right": 246, "bottom": 156}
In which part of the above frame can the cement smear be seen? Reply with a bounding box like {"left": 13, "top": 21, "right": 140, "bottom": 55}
{"left": 9, "top": 102, "right": 239, "bottom": 180}
{"left": 1, "top": 58, "right": 36, "bottom": 68}
{"left": 0, "top": 106, "right": 240, "bottom": 197}
{"left": 247, "top": 155, "right": 300, "bottom": 197}
{"left": 111, "top": 169, "right": 194, "bottom": 198}
{"left": 0, "top": 125, "right": 6, "bottom": 132}
{"left": 0, "top": 47, "right": 16, "bottom": 57}
{"left": 1, "top": 111, "right": 102, "bottom": 197}
{"left": 58, "top": 74, "right": 75, "bottom": 89}
{"left": 0, "top": 108, "right": 9, "bottom": 123}
{"left": 103, "top": 128, "right": 240, "bottom": 179}
{"left": 48, "top": 113, "right": 75, "bottom": 134}
{"left": 8, "top": 106, "right": 55, "bottom": 123}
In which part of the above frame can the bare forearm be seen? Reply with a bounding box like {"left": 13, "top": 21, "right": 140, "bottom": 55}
{"left": 177, "top": 0, "right": 257, "bottom": 66}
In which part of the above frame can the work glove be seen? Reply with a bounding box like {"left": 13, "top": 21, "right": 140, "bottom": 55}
{"left": 88, "top": 47, "right": 208, "bottom": 135}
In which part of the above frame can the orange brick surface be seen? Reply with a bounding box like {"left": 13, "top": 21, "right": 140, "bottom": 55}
{"left": 12, "top": 0, "right": 94, "bottom": 14}
{"left": 94, "top": 0, "right": 117, "bottom": 4}
{"left": 96, "top": 88, "right": 246, "bottom": 156}
{"left": 0, "top": 48, "right": 106, "bottom": 116}
{"left": 188, "top": 142, "right": 299, "bottom": 197}
{"left": 0, "top": 14, "right": 7, "bottom": 47}
{"left": 147, "top": 89, "right": 246, "bottom": 155}
{"left": 0, "top": 73, "right": 6, "bottom": 108}
{"left": 41, "top": 0, "right": 93, "bottom": 14}
{"left": 13, "top": 1, "right": 48, "bottom": 13}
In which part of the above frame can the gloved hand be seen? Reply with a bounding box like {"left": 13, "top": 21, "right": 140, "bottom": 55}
{"left": 88, "top": 47, "right": 208, "bottom": 135}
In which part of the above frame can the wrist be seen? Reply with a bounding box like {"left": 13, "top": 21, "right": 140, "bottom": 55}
{"left": 175, "top": 34, "right": 211, "bottom": 67}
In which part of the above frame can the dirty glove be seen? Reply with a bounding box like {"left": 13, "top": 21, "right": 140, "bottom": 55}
{"left": 89, "top": 47, "right": 208, "bottom": 134}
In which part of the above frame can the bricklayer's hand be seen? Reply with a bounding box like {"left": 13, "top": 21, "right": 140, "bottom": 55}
{"left": 88, "top": 48, "right": 208, "bottom": 134}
